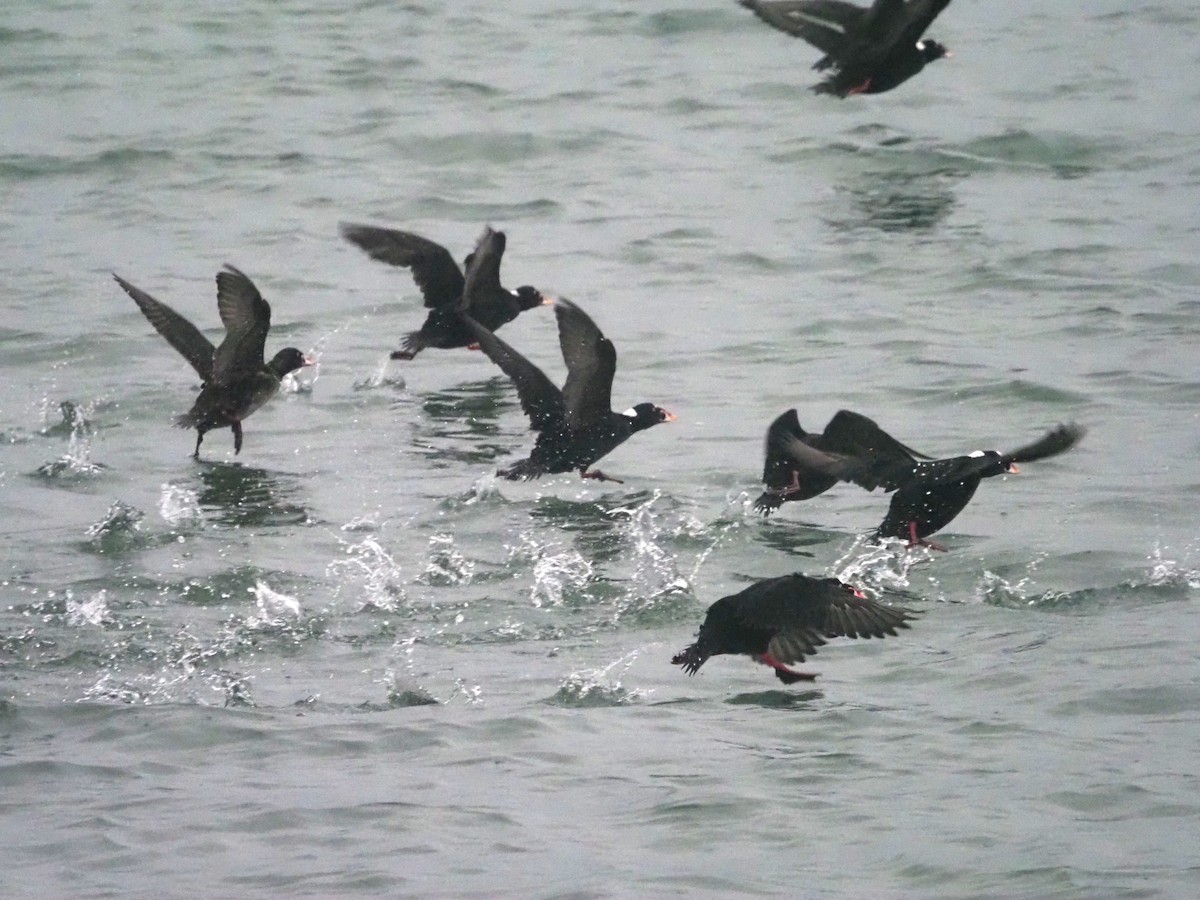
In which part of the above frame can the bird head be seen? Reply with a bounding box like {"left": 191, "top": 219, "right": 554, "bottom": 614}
{"left": 969, "top": 449, "right": 1016, "bottom": 476}
{"left": 269, "top": 347, "right": 316, "bottom": 377}
{"left": 513, "top": 286, "right": 555, "bottom": 311}
{"left": 916, "top": 39, "right": 951, "bottom": 62}
{"left": 624, "top": 403, "right": 676, "bottom": 432}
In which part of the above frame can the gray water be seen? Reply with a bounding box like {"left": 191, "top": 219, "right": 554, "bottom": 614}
{"left": 3, "top": 0, "right": 1200, "bottom": 896}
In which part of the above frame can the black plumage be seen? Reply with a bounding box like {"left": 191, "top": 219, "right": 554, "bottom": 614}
{"left": 114, "top": 266, "right": 313, "bottom": 459}
{"left": 754, "top": 408, "right": 928, "bottom": 513}
{"left": 340, "top": 223, "right": 551, "bottom": 360}
{"left": 672, "top": 572, "right": 916, "bottom": 684}
{"left": 776, "top": 423, "right": 1087, "bottom": 549}
{"left": 462, "top": 246, "right": 674, "bottom": 483}
{"left": 739, "top": 0, "right": 953, "bottom": 97}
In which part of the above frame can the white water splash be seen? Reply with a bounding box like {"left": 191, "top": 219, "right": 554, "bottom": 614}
{"left": 421, "top": 533, "right": 475, "bottom": 586}
{"left": 833, "top": 535, "right": 941, "bottom": 597}
{"left": 341, "top": 514, "right": 380, "bottom": 533}
{"left": 327, "top": 536, "right": 406, "bottom": 611}
{"left": 552, "top": 648, "right": 649, "bottom": 707}
{"left": 158, "top": 482, "right": 202, "bottom": 526}
{"left": 1147, "top": 544, "right": 1200, "bottom": 589}
{"left": 353, "top": 355, "right": 405, "bottom": 391}
{"left": 37, "top": 400, "right": 104, "bottom": 477}
{"left": 66, "top": 590, "right": 110, "bottom": 627}
{"left": 86, "top": 500, "right": 144, "bottom": 539}
{"left": 530, "top": 548, "right": 592, "bottom": 607}
{"left": 250, "top": 580, "right": 302, "bottom": 624}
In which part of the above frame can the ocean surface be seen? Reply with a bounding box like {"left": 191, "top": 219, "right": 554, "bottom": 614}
{"left": 3, "top": 0, "right": 1199, "bottom": 896}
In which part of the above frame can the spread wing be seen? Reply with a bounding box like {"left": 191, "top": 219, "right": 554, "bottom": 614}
{"left": 212, "top": 265, "right": 271, "bottom": 384}
{"left": 897, "top": 0, "right": 954, "bottom": 46}
{"left": 554, "top": 299, "right": 617, "bottom": 431}
{"left": 114, "top": 273, "right": 215, "bottom": 381}
{"left": 820, "top": 409, "right": 931, "bottom": 459}
{"left": 339, "top": 222, "right": 464, "bottom": 309}
{"left": 464, "top": 315, "right": 564, "bottom": 432}
{"left": 460, "top": 226, "right": 506, "bottom": 315}
{"left": 1005, "top": 423, "right": 1086, "bottom": 464}
{"left": 728, "top": 573, "right": 915, "bottom": 663}
{"left": 777, "top": 437, "right": 916, "bottom": 492}
{"left": 762, "top": 408, "right": 807, "bottom": 486}
{"left": 739, "top": 0, "right": 866, "bottom": 58}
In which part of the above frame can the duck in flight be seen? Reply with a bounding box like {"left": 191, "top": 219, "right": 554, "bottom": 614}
{"left": 773, "top": 423, "right": 1086, "bottom": 550}
{"left": 114, "top": 266, "right": 313, "bottom": 459}
{"left": 340, "top": 223, "right": 552, "bottom": 360}
{"left": 461, "top": 242, "right": 674, "bottom": 483}
{"left": 739, "top": 0, "right": 954, "bottom": 97}
{"left": 672, "top": 572, "right": 916, "bottom": 684}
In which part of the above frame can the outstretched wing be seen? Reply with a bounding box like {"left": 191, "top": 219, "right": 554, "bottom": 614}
{"left": 1005, "top": 423, "right": 1086, "bottom": 464}
{"left": 554, "top": 299, "right": 617, "bottom": 431}
{"left": 740, "top": 0, "right": 866, "bottom": 58}
{"left": 460, "top": 227, "right": 506, "bottom": 314}
{"left": 777, "top": 437, "right": 915, "bottom": 492}
{"left": 464, "top": 315, "right": 565, "bottom": 432}
{"left": 212, "top": 265, "right": 271, "bottom": 385}
{"left": 820, "top": 409, "right": 931, "bottom": 460}
{"left": 762, "top": 408, "right": 807, "bottom": 486}
{"left": 896, "top": 0, "right": 954, "bottom": 46}
{"left": 728, "top": 573, "right": 915, "bottom": 663}
{"left": 339, "top": 223, "right": 464, "bottom": 309}
{"left": 114, "top": 273, "right": 215, "bottom": 381}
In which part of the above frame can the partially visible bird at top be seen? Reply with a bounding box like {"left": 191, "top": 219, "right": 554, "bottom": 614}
{"left": 114, "top": 265, "right": 314, "bottom": 459}
{"left": 339, "top": 222, "right": 552, "bottom": 360}
{"left": 739, "top": 0, "right": 954, "bottom": 97}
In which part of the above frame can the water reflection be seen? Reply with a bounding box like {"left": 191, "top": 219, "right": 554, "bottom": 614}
{"left": 725, "top": 689, "right": 823, "bottom": 708}
{"left": 751, "top": 517, "right": 847, "bottom": 558}
{"left": 413, "top": 376, "right": 518, "bottom": 465}
{"left": 195, "top": 462, "right": 309, "bottom": 527}
{"left": 829, "top": 167, "right": 960, "bottom": 234}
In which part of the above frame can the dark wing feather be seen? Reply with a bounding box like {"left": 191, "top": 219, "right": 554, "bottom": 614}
{"left": 778, "top": 436, "right": 913, "bottom": 492}
{"left": 820, "top": 409, "right": 931, "bottom": 460}
{"left": 114, "top": 273, "right": 215, "bottom": 381}
{"left": 463, "top": 315, "right": 565, "bottom": 432}
{"left": 212, "top": 265, "right": 271, "bottom": 384}
{"left": 762, "top": 408, "right": 807, "bottom": 485}
{"left": 727, "top": 573, "right": 915, "bottom": 664}
{"left": 1005, "top": 423, "right": 1086, "bottom": 465}
{"left": 554, "top": 299, "right": 617, "bottom": 430}
{"left": 339, "top": 223, "right": 464, "bottom": 309}
{"left": 460, "top": 227, "right": 506, "bottom": 314}
{"left": 896, "top": 0, "right": 954, "bottom": 45}
{"left": 740, "top": 0, "right": 863, "bottom": 57}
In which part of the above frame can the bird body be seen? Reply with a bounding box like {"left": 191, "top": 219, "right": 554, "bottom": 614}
{"left": 775, "top": 424, "right": 1087, "bottom": 549}
{"left": 672, "top": 572, "right": 916, "bottom": 683}
{"left": 740, "top": 0, "right": 953, "bottom": 96}
{"left": 461, "top": 238, "right": 673, "bottom": 484}
{"left": 114, "top": 266, "right": 312, "bottom": 458}
{"left": 339, "top": 223, "right": 550, "bottom": 359}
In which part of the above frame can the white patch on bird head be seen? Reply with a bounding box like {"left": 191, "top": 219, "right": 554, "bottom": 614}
{"left": 509, "top": 289, "right": 519, "bottom": 298}
{"left": 622, "top": 407, "right": 637, "bottom": 418}
{"left": 969, "top": 450, "right": 986, "bottom": 458}
{"left": 916, "top": 40, "right": 927, "bottom": 51}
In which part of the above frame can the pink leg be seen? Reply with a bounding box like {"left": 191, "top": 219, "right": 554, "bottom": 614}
{"left": 581, "top": 469, "right": 624, "bottom": 484}
{"left": 907, "top": 521, "right": 947, "bottom": 552}
{"left": 757, "top": 652, "right": 817, "bottom": 682}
